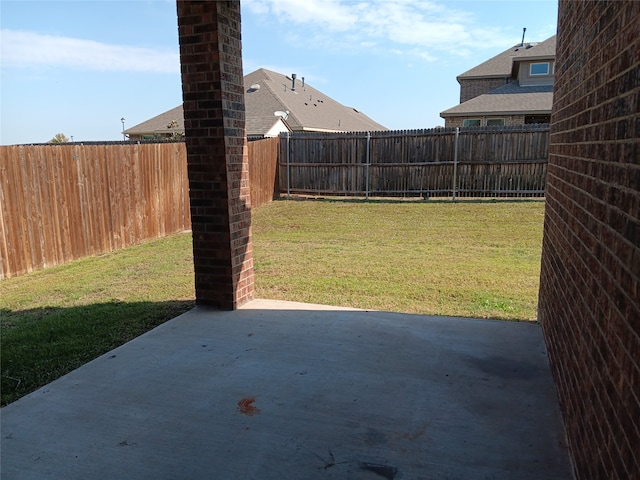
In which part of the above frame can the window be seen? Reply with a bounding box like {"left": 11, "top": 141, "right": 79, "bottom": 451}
{"left": 530, "top": 62, "right": 550, "bottom": 75}
{"left": 525, "top": 115, "right": 551, "bottom": 124}
{"left": 486, "top": 118, "right": 505, "bottom": 126}
{"left": 463, "top": 119, "right": 481, "bottom": 127}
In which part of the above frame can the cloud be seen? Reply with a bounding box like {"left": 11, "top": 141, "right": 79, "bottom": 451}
{"left": 0, "top": 30, "right": 179, "bottom": 73}
{"left": 247, "top": 0, "right": 359, "bottom": 31}
{"left": 243, "top": 0, "right": 513, "bottom": 60}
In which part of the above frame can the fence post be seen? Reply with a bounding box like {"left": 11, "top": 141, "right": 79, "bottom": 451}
{"left": 366, "top": 131, "right": 371, "bottom": 200}
{"left": 286, "top": 131, "right": 291, "bottom": 198}
{"left": 452, "top": 127, "right": 459, "bottom": 202}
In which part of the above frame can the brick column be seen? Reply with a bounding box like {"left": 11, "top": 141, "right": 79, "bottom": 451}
{"left": 177, "top": 0, "right": 254, "bottom": 309}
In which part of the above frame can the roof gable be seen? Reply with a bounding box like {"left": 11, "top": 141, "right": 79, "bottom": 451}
{"left": 244, "top": 68, "right": 386, "bottom": 132}
{"left": 458, "top": 35, "right": 556, "bottom": 80}
{"left": 512, "top": 35, "right": 557, "bottom": 61}
{"left": 125, "top": 68, "right": 386, "bottom": 137}
{"left": 124, "top": 105, "right": 184, "bottom": 136}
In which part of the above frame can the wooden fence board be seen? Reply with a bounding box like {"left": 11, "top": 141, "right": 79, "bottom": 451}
{"left": 247, "top": 137, "right": 279, "bottom": 208}
{"left": 0, "top": 143, "right": 181, "bottom": 278}
{"left": 279, "top": 125, "right": 549, "bottom": 198}
{"left": 1, "top": 138, "right": 278, "bottom": 279}
{"left": 2, "top": 127, "right": 547, "bottom": 278}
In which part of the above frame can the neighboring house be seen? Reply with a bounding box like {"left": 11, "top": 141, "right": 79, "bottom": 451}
{"left": 123, "top": 105, "right": 186, "bottom": 141}
{"left": 440, "top": 35, "right": 556, "bottom": 127}
{"left": 124, "top": 68, "right": 386, "bottom": 140}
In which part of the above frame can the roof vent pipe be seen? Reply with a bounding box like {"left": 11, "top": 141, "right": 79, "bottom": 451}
{"left": 521, "top": 27, "right": 526, "bottom": 46}
{"left": 302, "top": 77, "right": 305, "bottom": 88}
{"left": 291, "top": 73, "right": 297, "bottom": 91}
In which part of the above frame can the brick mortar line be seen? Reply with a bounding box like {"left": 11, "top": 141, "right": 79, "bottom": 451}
{"left": 548, "top": 153, "right": 639, "bottom": 191}
{"left": 548, "top": 161, "right": 640, "bottom": 249}
{"left": 550, "top": 109, "right": 640, "bottom": 134}
{"left": 545, "top": 170, "right": 638, "bottom": 320}
{"left": 558, "top": 46, "right": 638, "bottom": 102}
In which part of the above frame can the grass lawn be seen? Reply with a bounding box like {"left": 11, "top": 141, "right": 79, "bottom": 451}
{"left": 0, "top": 233, "right": 196, "bottom": 406}
{"left": 252, "top": 199, "right": 545, "bottom": 319}
{"left": 1, "top": 198, "right": 545, "bottom": 405}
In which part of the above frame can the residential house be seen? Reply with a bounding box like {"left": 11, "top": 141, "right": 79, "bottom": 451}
{"left": 123, "top": 105, "right": 186, "bottom": 141}
{"left": 440, "top": 35, "right": 556, "bottom": 127}
{"left": 124, "top": 68, "right": 386, "bottom": 140}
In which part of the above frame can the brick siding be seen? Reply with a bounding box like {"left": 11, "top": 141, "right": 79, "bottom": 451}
{"left": 538, "top": 1, "right": 640, "bottom": 479}
{"left": 459, "top": 77, "right": 511, "bottom": 103}
{"left": 177, "top": 0, "right": 254, "bottom": 309}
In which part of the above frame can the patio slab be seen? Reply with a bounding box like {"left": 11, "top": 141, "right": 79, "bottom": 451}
{"left": 1, "top": 299, "right": 572, "bottom": 479}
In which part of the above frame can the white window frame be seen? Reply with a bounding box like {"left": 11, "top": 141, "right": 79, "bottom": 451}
{"left": 462, "top": 118, "right": 481, "bottom": 127}
{"left": 486, "top": 118, "right": 505, "bottom": 126}
{"left": 530, "top": 62, "right": 550, "bottom": 76}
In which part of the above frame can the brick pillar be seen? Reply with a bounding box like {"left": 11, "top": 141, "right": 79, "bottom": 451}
{"left": 538, "top": 1, "right": 639, "bottom": 478}
{"left": 177, "top": 0, "right": 254, "bottom": 309}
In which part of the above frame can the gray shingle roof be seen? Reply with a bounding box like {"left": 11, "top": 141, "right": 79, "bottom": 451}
{"left": 244, "top": 68, "right": 387, "bottom": 132}
{"left": 246, "top": 116, "right": 286, "bottom": 136}
{"left": 125, "top": 68, "right": 386, "bottom": 137}
{"left": 440, "top": 82, "right": 553, "bottom": 117}
{"left": 512, "top": 35, "right": 557, "bottom": 60}
{"left": 458, "top": 35, "right": 556, "bottom": 80}
{"left": 124, "top": 105, "right": 184, "bottom": 136}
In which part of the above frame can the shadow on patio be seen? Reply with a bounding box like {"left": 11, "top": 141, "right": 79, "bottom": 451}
{"left": 1, "top": 299, "right": 572, "bottom": 479}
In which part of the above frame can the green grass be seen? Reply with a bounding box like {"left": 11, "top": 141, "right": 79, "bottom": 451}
{"left": 252, "top": 199, "right": 545, "bottom": 319}
{"left": 1, "top": 233, "right": 196, "bottom": 405}
{"left": 1, "top": 199, "right": 545, "bottom": 405}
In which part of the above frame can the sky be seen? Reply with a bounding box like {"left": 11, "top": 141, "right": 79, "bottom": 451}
{"left": 0, "top": 0, "right": 558, "bottom": 145}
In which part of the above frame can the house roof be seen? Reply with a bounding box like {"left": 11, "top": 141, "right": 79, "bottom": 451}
{"left": 244, "top": 68, "right": 386, "bottom": 132}
{"left": 458, "top": 35, "right": 556, "bottom": 80}
{"left": 511, "top": 35, "right": 557, "bottom": 60}
{"left": 246, "top": 116, "right": 289, "bottom": 137}
{"left": 124, "top": 105, "right": 184, "bottom": 137}
{"left": 124, "top": 68, "right": 386, "bottom": 137}
{"left": 440, "top": 82, "right": 554, "bottom": 117}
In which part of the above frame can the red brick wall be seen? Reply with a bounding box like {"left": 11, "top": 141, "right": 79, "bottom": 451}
{"left": 538, "top": 1, "right": 640, "bottom": 479}
{"left": 177, "top": 0, "right": 254, "bottom": 309}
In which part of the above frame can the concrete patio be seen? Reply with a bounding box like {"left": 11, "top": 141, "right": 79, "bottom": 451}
{"left": 1, "top": 299, "right": 572, "bottom": 479}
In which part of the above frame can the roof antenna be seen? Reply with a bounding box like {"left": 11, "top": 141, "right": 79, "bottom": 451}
{"left": 521, "top": 27, "right": 527, "bottom": 46}
{"left": 291, "top": 73, "right": 297, "bottom": 92}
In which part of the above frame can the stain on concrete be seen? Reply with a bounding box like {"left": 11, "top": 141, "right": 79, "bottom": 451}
{"left": 468, "top": 355, "right": 541, "bottom": 380}
{"left": 364, "top": 428, "right": 388, "bottom": 446}
{"left": 360, "top": 462, "right": 398, "bottom": 479}
{"left": 315, "top": 449, "right": 347, "bottom": 470}
{"left": 399, "top": 424, "right": 428, "bottom": 441}
{"left": 237, "top": 397, "right": 260, "bottom": 416}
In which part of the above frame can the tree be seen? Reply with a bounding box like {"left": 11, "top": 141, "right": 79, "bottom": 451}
{"left": 166, "top": 120, "right": 184, "bottom": 139}
{"left": 49, "top": 133, "right": 70, "bottom": 144}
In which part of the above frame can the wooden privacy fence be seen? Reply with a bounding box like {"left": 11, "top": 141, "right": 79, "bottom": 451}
{"left": 247, "top": 137, "right": 279, "bottom": 208}
{"left": 0, "top": 138, "right": 279, "bottom": 279}
{"left": 1, "top": 142, "right": 190, "bottom": 279}
{"left": 1, "top": 127, "right": 546, "bottom": 279}
{"left": 279, "top": 124, "right": 550, "bottom": 198}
